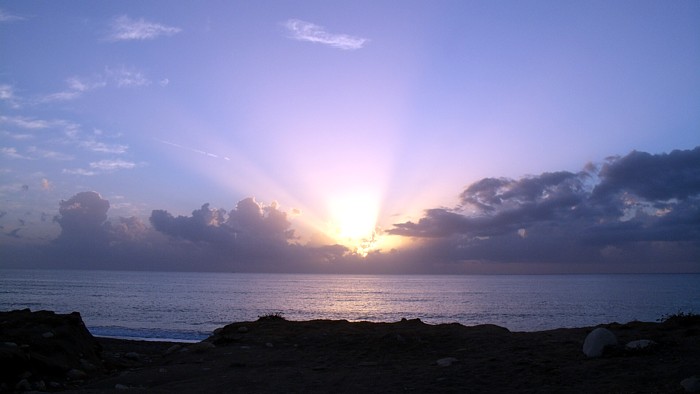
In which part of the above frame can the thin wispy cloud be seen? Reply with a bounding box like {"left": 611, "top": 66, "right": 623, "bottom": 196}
{"left": 0, "top": 9, "right": 25, "bottom": 23}
{"left": 90, "top": 159, "right": 137, "bottom": 171}
{"left": 0, "top": 84, "right": 21, "bottom": 108}
{"left": 0, "top": 115, "right": 50, "bottom": 129}
{"left": 107, "top": 15, "right": 181, "bottom": 41}
{"left": 40, "top": 68, "right": 152, "bottom": 103}
{"left": 80, "top": 140, "right": 129, "bottom": 154}
{"left": 284, "top": 19, "right": 368, "bottom": 50}
{"left": 1, "top": 147, "right": 27, "bottom": 159}
{"left": 105, "top": 67, "right": 151, "bottom": 87}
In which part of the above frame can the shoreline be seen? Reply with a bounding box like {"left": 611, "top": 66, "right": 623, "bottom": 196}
{"left": 2, "top": 310, "right": 699, "bottom": 393}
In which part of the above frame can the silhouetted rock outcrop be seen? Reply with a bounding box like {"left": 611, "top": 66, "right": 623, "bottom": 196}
{"left": 0, "top": 309, "right": 103, "bottom": 391}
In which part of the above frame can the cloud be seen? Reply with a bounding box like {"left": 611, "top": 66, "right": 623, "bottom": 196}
{"left": 0, "top": 115, "right": 51, "bottom": 129}
{"left": 3, "top": 147, "right": 698, "bottom": 273}
{"left": 1, "top": 147, "right": 28, "bottom": 159}
{"left": 150, "top": 198, "right": 295, "bottom": 246}
{"left": 0, "top": 9, "right": 24, "bottom": 23}
{"left": 79, "top": 140, "right": 129, "bottom": 154}
{"left": 388, "top": 147, "right": 700, "bottom": 267}
{"left": 54, "top": 191, "right": 111, "bottom": 248}
{"left": 105, "top": 66, "right": 151, "bottom": 87}
{"left": 40, "top": 69, "right": 149, "bottom": 103}
{"left": 284, "top": 19, "right": 368, "bottom": 50}
{"left": 25, "top": 146, "right": 74, "bottom": 161}
{"left": 89, "top": 159, "right": 137, "bottom": 171}
{"left": 107, "top": 15, "right": 181, "bottom": 41}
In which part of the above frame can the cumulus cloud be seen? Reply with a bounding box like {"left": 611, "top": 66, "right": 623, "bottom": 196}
{"left": 389, "top": 147, "right": 700, "bottom": 267}
{"left": 3, "top": 147, "right": 698, "bottom": 273}
{"left": 284, "top": 19, "right": 368, "bottom": 50}
{"left": 54, "top": 191, "right": 111, "bottom": 247}
{"left": 150, "top": 198, "right": 295, "bottom": 247}
{"left": 107, "top": 15, "right": 181, "bottom": 41}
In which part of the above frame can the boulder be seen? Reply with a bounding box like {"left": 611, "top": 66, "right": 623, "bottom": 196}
{"left": 582, "top": 327, "right": 617, "bottom": 358}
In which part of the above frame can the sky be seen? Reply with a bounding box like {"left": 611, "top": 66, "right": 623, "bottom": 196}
{"left": 1, "top": 1, "right": 699, "bottom": 274}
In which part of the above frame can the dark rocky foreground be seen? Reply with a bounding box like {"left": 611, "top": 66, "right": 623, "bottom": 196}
{"left": 1, "top": 309, "right": 699, "bottom": 393}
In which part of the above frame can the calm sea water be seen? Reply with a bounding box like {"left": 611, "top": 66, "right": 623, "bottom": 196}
{"left": 1, "top": 270, "right": 698, "bottom": 342}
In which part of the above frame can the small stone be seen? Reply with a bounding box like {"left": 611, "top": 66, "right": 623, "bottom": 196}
{"left": 125, "top": 352, "right": 141, "bottom": 360}
{"left": 3, "top": 342, "right": 18, "bottom": 348}
{"left": 42, "top": 331, "right": 54, "bottom": 338}
{"left": 436, "top": 357, "right": 459, "bottom": 367}
{"left": 188, "top": 341, "right": 216, "bottom": 352}
{"left": 164, "top": 344, "right": 182, "bottom": 355}
{"left": 80, "top": 358, "right": 98, "bottom": 371}
{"left": 265, "top": 342, "right": 274, "bottom": 348}
{"left": 159, "top": 368, "right": 168, "bottom": 373}
{"left": 115, "top": 383, "right": 130, "bottom": 390}
{"left": 15, "top": 379, "right": 31, "bottom": 391}
{"left": 681, "top": 376, "right": 700, "bottom": 393}
{"left": 66, "top": 368, "right": 88, "bottom": 380}
{"left": 48, "top": 381, "right": 62, "bottom": 389}
{"left": 625, "top": 339, "right": 657, "bottom": 350}
{"left": 238, "top": 326, "right": 249, "bottom": 333}
{"left": 358, "top": 361, "right": 378, "bottom": 366}
{"left": 33, "top": 380, "right": 46, "bottom": 390}
{"left": 582, "top": 327, "right": 617, "bottom": 358}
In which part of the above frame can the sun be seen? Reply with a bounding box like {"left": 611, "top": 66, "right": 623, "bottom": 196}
{"left": 327, "top": 193, "right": 380, "bottom": 255}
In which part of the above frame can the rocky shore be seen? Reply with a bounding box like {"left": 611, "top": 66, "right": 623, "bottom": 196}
{"left": 1, "top": 309, "right": 699, "bottom": 393}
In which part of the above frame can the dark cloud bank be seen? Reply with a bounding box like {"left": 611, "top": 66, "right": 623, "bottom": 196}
{"left": 3, "top": 147, "right": 699, "bottom": 273}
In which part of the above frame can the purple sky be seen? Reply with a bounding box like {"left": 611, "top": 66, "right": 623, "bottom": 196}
{"left": 1, "top": 1, "right": 699, "bottom": 273}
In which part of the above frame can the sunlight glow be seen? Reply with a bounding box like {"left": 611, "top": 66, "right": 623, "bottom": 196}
{"left": 327, "top": 193, "right": 380, "bottom": 255}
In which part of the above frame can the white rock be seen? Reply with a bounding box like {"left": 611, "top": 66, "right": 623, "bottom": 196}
{"left": 265, "top": 342, "right": 274, "bottom": 348}
{"left": 115, "top": 383, "right": 130, "bottom": 390}
{"left": 625, "top": 339, "right": 656, "bottom": 350}
{"left": 582, "top": 327, "right": 617, "bottom": 358}
{"left": 42, "top": 331, "right": 54, "bottom": 338}
{"left": 436, "top": 357, "right": 459, "bottom": 367}
{"left": 681, "top": 376, "right": 700, "bottom": 393}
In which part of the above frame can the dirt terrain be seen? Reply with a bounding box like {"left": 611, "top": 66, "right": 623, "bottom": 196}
{"left": 2, "top": 309, "right": 699, "bottom": 393}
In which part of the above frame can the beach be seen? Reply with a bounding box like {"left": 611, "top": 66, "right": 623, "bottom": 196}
{"left": 1, "top": 309, "right": 699, "bottom": 393}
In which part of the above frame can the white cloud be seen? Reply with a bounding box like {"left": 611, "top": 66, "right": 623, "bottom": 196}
{"left": 1, "top": 147, "right": 27, "bottom": 159}
{"left": 39, "top": 69, "right": 149, "bottom": 102}
{"left": 39, "top": 76, "right": 107, "bottom": 103}
{"left": 0, "top": 115, "right": 50, "bottom": 129}
{"left": 284, "top": 19, "right": 368, "bottom": 50}
{"left": 26, "top": 146, "right": 74, "bottom": 161}
{"left": 108, "top": 15, "right": 181, "bottom": 41}
{"left": 0, "top": 84, "right": 16, "bottom": 100}
{"left": 62, "top": 168, "right": 97, "bottom": 176}
{"left": 89, "top": 159, "right": 137, "bottom": 171}
{"left": 0, "top": 9, "right": 24, "bottom": 23}
{"left": 80, "top": 140, "right": 129, "bottom": 154}
{"left": 105, "top": 67, "right": 150, "bottom": 87}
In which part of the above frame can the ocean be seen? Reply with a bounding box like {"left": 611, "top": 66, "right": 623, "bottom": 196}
{"left": 1, "top": 269, "right": 698, "bottom": 342}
